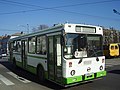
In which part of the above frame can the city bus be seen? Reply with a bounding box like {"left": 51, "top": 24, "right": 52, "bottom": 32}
{"left": 8, "top": 23, "right": 106, "bottom": 87}
{"left": 103, "top": 43, "right": 119, "bottom": 58}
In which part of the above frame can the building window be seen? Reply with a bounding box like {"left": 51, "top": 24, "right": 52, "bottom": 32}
{"left": 37, "top": 36, "right": 46, "bottom": 55}
{"left": 28, "top": 37, "right": 35, "bottom": 54}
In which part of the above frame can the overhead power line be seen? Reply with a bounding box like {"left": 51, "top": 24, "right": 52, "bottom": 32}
{"left": 0, "top": 0, "right": 120, "bottom": 9}
{"left": 0, "top": 0, "right": 120, "bottom": 21}
{"left": 1, "top": 8, "right": 120, "bottom": 21}
{"left": 0, "top": 0, "right": 120, "bottom": 15}
{"left": 56, "top": 9, "right": 120, "bottom": 21}
{"left": 1, "top": 9, "right": 120, "bottom": 22}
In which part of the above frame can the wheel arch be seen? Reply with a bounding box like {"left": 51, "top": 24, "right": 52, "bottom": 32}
{"left": 36, "top": 63, "right": 46, "bottom": 81}
{"left": 37, "top": 63, "right": 45, "bottom": 74}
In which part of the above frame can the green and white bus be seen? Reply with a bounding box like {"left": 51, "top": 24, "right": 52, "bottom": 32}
{"left": 8, "top": 23, "right": 106, "bottom": 87}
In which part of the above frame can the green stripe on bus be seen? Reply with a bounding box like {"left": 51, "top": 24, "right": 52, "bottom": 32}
{"left": 27, "top": 65, "right": 37, "bottom": 74}
{"left": 28, "top": 55, "right": 47, "bottom": 59}
{"left": 16, "top": 61, "right": 22, "bottom": 67}
{"left": 96, "top": 71, "right": 107, "bottom": 78}
{"left": 26, "top": 64, "right": 48, "bottom": 79}
{"left": 63, "top": 76, "right": 83, "bottom": 84}
{"left": 63, "top": 71, "right": 107, "bottom": 84}
{"left": 13, "top": 53, "right": 47, "bottom": 60}
{"left": 16, "top": 62, "right": 48, "bottom": 79}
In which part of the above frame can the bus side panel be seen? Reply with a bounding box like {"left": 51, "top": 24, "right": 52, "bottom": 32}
{"left": 13, "top": 52, "right": 22, "bottom": 67}
{"left": 26, "top": 54, "right": 47, "bottom": 75}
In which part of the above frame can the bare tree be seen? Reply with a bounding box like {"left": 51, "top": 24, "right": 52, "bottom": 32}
{"left": 32, "top": 27, "right": 37, "bottom": 33}
{"left": 38, "top": 25, "right": 49, "bottom": 30}
{"left": 32, "top": 24, "right": 49, "bottom": 32}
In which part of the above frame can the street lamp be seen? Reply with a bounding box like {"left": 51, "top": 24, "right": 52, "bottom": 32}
{"left": 113, "top": 9, "right": 120, "bottom": 15}
{"left": 27, "top": 24, "right": 29, "bottom": 34}
{"left": 18, "top": 24, "right": 29, "bottom": 34}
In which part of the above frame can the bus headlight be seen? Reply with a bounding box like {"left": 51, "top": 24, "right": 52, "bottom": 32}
{"left": 70, "top": 70, "right": 75, "bottom": 76}
{"left": 100, "top": 65, "right": 103, "bottom": 70}
{"left": 96, "top": 57, "right": 99, "bottom": 62}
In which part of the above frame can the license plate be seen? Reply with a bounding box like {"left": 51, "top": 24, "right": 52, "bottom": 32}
{"left": 85, "top": 73, "right": 93, "bottom": 76}
{"left": 85, "top": 73, "right": 94, "bottom": 80}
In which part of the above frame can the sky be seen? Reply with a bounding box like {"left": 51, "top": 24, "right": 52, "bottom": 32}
{"left": 0, "top": 0, "right": 120, "bottom": 36}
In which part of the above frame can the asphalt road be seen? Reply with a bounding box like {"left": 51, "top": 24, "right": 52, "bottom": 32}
{"left": 0, "top": 57, "right": 120, "bottom": 90}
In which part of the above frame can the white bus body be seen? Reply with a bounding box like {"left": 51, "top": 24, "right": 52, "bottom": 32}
{"left": 8, "top": 23, "right": 106, "bottom": 87}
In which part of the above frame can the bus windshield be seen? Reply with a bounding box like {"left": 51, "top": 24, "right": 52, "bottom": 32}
{"left": 64, "top": 33, "right": 103, "bottom": 59}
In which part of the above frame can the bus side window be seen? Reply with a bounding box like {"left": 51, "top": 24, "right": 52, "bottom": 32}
{"left": 36, "top": 36, "right": 46, "bottom": 55}
{"left": 17, "top": 40, "right": 21, "bottom": 52}
{"left": 13, "top": 41, "right": 17, "bottom": 52}
{"left": 28, "top": 37, "right": 35, "bottom": 54}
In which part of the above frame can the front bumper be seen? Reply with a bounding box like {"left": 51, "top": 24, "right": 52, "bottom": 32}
{"left": 63, "top": 71, "right": 107, "bottom": 85}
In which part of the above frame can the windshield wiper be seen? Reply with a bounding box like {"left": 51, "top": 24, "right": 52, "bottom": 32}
{"left": 88, "top": 45, "right": 98, "bottom": 57}
{"left": 90, "top": 50, "right": 102, "bottom": 57}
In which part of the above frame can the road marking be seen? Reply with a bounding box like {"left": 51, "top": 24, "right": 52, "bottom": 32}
{"left": 0, "top": 74, "right": 15, "bottom": 85}
{"left": 7, "top": 72, "right": 31, "bottom": 83}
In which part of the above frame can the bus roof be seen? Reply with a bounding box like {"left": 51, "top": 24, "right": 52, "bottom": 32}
{"left": 9, "top": 23, "right": 102, "bottom": 41}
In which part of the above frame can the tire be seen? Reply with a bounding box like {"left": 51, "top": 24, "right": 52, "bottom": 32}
{"left": 37, "top": 66, "right": 45, "bottom": 82}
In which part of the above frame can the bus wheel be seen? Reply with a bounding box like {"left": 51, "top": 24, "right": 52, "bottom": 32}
{"left": 37, "top": 65, "right": 45, "bottom": 82}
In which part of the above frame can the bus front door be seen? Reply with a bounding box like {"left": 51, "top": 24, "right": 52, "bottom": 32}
{"left": 48, "top": 36, "right": 62, "bottom": 83}
{"left": 21, "top": 40, "right": 27, "bottom": 69}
